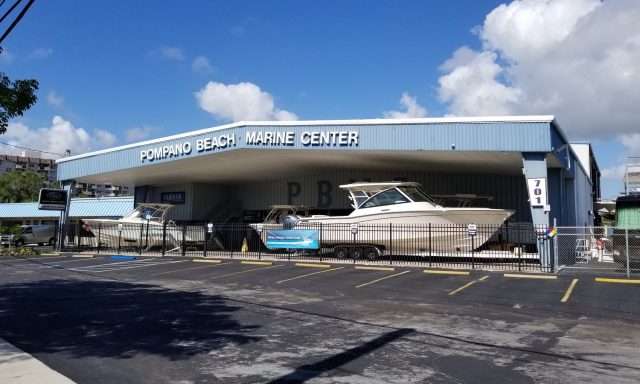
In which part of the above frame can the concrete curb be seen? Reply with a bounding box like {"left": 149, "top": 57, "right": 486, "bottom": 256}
{"left": 0, "top": 338, "right": 75, "bottom": 384}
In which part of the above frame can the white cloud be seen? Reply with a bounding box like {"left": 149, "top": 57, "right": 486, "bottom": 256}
{"left": 153, "top": 46, "right": 185, "bottom": 61}
{"left": 231, "top": 17, "right": 259, "bottom": 37}
{"left": 46, "top": 91, "right": 64, "bottom": 108}
{"left": 601, "top": 164, "right": 626, "bottom": 181}
{"left": 619, "top": 133, "right": 640, "bottom": 156}
{"left": 27, "top": 48, "right": 54, "bottom": 60}
{"left": 0, "top": 48, "right": 15, "bottom": 64}
{"left": 437, "top": 0, "right": 640, "bottom": 140}
{"left": 383, "top": 92, "right": 427, "bottom": 119}
{"left": 125, "top": 125, "right": 155, "bottom": 142}
{"left": 438, "top": 47, "right": 521, "bottom": 116}
{"left": 191, "top": 56, "right": 214, "bottom": 73}
{"left": 195, "top": 81, "right": 297, "bottom": 122}
{"left": 5, "top": 116, "right": 116, "bottom": 157}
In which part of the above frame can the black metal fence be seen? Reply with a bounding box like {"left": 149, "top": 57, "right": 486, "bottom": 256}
{"left": 60, "top": 221, "right": 549, "bottom": 272}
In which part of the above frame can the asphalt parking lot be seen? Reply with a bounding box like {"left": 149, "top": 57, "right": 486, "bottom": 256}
{"left": 1, "top": 254, "right": 639, "bottom": 383}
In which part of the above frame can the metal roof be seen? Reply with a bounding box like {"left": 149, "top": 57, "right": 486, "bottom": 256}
{"left": 0, "top": 197, "right": 134, "bottom": 219}
{"left": 55, "top": 116, "right": 561, "bottom": 186}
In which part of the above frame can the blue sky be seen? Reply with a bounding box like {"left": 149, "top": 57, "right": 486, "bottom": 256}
{"left": 1, "top": 0, "right": 639, "bottom": 199}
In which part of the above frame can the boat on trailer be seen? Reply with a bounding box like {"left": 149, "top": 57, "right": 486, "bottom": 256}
{"left": 82, "top": 203, "right": 186, "bottom": 250}
{"left": 251, "top": 182, "right": 514, "bottom": 258}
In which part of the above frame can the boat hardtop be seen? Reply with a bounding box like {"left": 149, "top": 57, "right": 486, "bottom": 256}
{"left": 339, "top": 181, "right": 441, "bottom": 210}
{"left": 263, "top": 204, "right": 312, "bottom": 224}
{"left": 121, "top": 203, "right": 175, "bottom": 223}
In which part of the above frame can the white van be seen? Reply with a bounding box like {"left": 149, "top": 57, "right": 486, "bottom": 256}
{"left": 1, "top": 225, "right": 57, "bottom": 247}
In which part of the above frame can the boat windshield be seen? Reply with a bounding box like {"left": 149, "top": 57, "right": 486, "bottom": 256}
{"left": 397, "top": 186, "right": 439, "bottom": 205}
{"left": 360, "top": 188, "right": 410, "bottom": 208}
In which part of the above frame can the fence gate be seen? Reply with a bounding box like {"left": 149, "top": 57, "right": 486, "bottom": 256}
{"left": 555, "top": 226, "right": 639, "bottom": 277}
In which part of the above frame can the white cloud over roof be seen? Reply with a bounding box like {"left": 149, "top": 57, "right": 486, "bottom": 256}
{"left": 437, "top": 0, "right": 640, "bottom": 140}
{"left": 383, "top": 92, "right": 427, "bottom": 119}
{"left": 195, "top": 81, "right": 297, "bottom": 122}
{"left": 5, "top": 116, "right": 116, "bottom": 158}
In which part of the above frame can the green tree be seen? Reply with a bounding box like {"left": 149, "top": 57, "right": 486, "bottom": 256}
{"left": 0, "top": 72, "right": 38, "bottom": 134}
{"left": 0, "top": 171, "right": 46, "bottom": 202}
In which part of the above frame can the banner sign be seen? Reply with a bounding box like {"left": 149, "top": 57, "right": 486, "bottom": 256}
{"left": 38, "top": 188, "right": 68, "bottom": 211}
{"left": 161, "top": 191, "right": 185, "bottom": 204}
{"left": 265, "top": 229, "right": 319, "bottom": 249}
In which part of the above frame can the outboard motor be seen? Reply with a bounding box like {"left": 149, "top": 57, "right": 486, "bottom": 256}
{"left": 282, "top": 215, "right": 300, "bottom": 230}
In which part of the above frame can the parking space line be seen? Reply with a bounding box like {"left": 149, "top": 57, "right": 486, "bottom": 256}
{"left": 192, "top": 259, "right": 222, "bottom": 264}
{"left": 561, "top": 278, "right": 578, "bottom": 303}
{"left": 356, "top": 270, "right": 410, "bottom": 288}
{"left": 277, "top": 267, "right": 345, "bottom": 284}
{"left": 295, "top": 263, "right": 331, "bottom": 268}
{"left": 151, "top": 262, "right": 229, "bottom": 276}
{"left": 1, "top": 257, "right": 105, "bottom": 268}
{"left": 241, "top": 261, "right": 273, "bottom": 266}
{"left": 355, "top": 266, "right": 395, "bottom": 272}
{"left": 423, "top": 269, "right": 470, "bottom": 276}
{"left": 504, "top": 273, "right": 557, "bottom": 280}
{"left": 72, "top": 255, "right": 95, "bottom": 258}
{"left": 71, "top": 259, "right": 187, "bottom": 273}
{"left": 207, "top": 264, "right": 283, "bottom": 280}
{"left": 595, "top": 277, "right": 640, "bottom": 284}
{"left": 449, "top": 275, "right": 489, "bottom": 296}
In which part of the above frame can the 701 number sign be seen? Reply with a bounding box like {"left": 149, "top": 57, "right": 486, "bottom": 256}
{"left": 527, "top": 178, "right": 547, "bottom": 207}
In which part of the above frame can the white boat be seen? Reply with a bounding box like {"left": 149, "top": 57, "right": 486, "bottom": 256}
{"left": 251, "top": 182, "right": 514, "bottom": 257}
{"left": 82, "top": 203, "right": 185, "bottom": 250}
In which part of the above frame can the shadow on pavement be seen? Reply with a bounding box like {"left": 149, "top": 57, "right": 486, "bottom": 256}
{"left": 0, "top": 279, "right": 260, "bottom": 360}
{"left": 267, "top": 328, "right": 415, "bottom": 383}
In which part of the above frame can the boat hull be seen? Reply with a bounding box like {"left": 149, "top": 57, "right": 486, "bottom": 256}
{"left": 251, "top": 209, "right": 513, "bottom": 253}
{"left": 82, "top": 221, "right": 185, "bottom": 249}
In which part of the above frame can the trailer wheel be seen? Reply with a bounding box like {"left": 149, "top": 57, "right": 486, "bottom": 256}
{"left": 49, "top": 237, "right": 57, "bottom": 247}
{"left": 334, "top": 246, "right": 349, "bottom": 259}
{"left": 364, "top": 246, "right": 381, "bottom": 260}
{"left": 350, "top": 247, "right": 363, "bottom": 259}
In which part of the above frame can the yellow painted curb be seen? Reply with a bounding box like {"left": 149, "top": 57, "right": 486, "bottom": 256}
{"left": 295, "top": 263, "right": 331, "bottom": 268}
{"left": 355, "top": 265, "right": 395, "bottom": 272}
{"left": 504, "top": 273, "right": 557, "bottom": 280}
{"left": 72, "top": 255, "right": 95, "bottom": 258}
{"left": 241, "top": 261, "right": 273, "bottom": 266}
{"left": 595, "top": 277, "right": 640, "bottom": 284}
{"left": 192, "top": 259, "right": 222, "bottom": 263}
{"left": 423, "top": 270, "right": 470, "bottom": 276}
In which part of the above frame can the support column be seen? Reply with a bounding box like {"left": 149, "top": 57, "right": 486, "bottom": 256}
{"left": 522, "top": 153, "right": 550, "bottom": 229}
{"left": 59, "top": 180, "right": 74, "bottom": 250}
{"left": 522, "top": 154, "right": 553, "bottom": 272}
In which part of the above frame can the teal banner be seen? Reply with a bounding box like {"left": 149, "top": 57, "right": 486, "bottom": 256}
{"left": 266, "top": 229, "right": 319, "bottom": 249}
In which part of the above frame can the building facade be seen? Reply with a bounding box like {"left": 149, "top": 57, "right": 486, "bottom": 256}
{"left": 54, "top": 116, "right": 600, "bottom": 232}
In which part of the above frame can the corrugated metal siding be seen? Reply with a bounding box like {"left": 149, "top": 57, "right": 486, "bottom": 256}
{"left": 147, "top": 184, "right": 194, "bottom": 221}
{"left": 233, "top": 170, "right": 532, "bottom": 223}
{"left": 0, "top": 197, "right": 134, "bottom": 219}
{"left": 57, "top": 121, "right": 553, "bottom": 180}
{"left": 574, "top": 163, "right": 594, "bottom": 226}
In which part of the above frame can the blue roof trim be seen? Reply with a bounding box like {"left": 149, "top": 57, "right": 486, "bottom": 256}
{"left": 0, "top": 197, "right": 134, "bottom": 219}
{"left": 56, "top": 119, "right": 555, "bottom": 181}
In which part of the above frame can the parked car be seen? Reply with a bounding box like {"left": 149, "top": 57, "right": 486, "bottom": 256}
{"left": 1, "top": 225, "right": 57, "bottom": 247}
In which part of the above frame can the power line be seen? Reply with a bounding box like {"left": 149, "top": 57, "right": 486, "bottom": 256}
{"left": 0, "top": 0, "right": 35, "bottom": 46}
{"left": 0, "top": 141, "right": 67, "bottom": 157}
